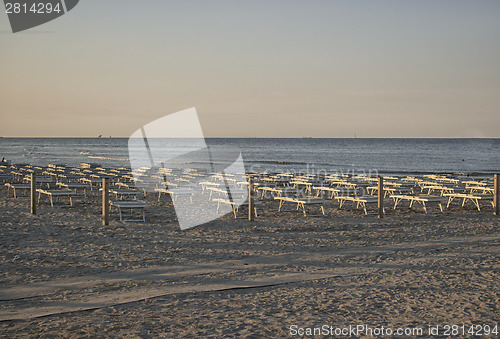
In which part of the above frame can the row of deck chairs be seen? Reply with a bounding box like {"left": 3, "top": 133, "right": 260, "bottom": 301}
{"left": 1, "top": 163, "right": 497, "bottom": 221}
{"left": 250, "top": 172, "right": 496, "bottom": 216}
{"left": 1, "top": 163, "right": 149, "bottom": 222}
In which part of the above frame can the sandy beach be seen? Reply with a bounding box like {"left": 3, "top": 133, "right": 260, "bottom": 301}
{"left": 0, "top": 175, "right": 498, "bottom": 338}
{"left": 2, "top": 0, "right": 500, "bottom": 336}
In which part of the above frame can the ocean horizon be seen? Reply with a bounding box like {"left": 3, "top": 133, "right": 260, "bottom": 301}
{"left": 1, "top": 137, "right": 499, "bottom": 177}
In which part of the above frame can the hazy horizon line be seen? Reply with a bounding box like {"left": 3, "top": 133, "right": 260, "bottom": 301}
{"left": 1, "top": 136, "right": 499, "bottom": 139}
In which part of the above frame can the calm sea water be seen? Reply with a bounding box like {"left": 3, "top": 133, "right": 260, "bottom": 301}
{"left": 0, "top": 138, "right": 498, "bottom": 176}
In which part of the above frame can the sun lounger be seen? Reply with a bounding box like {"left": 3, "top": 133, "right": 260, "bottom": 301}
{"left": 335, "top": 196, "right": 386, "bottom": 215}
{"left": 463, "top": 180, "right": 487, "bottom": 188}
{"left": 207, "top": 187, "right": 246, "bottom": 200}
{"left": 212, "top": 198, "right": 260, "bottom": 219}
{"left": 274, "top": 196, "right": 326, "bottom": 217}
{"left": 390, "top": 194, "right": 444, "bottom": 213}
{"left": 290, "top": 180, "right": 314, "bottom": 194}
{"left": 366, "top": 186, "right": 414, "bottom": 197}
{"left": 37, "top": 189, "right": 76, "bottom": 207}
{"left": 313, "top": 186, "right": 342, "bottom": 199}
{"left": 109, "top": 189, "right": 141, "bottom": 200}
{"left": 271, "top": 178, "right": 291, "bottom": 186}
{"left": 467, "top": 186, "right": 494, "bottom": 195}
{"left": 443, "top": 193, "right": 494, "bottom": 211}
{"left": 0, "top": 174, "right": 13, "bottom": 183}
{"left": 198, "top": 181, "right": 220, "bottom": 193}
{"left": 79, "top": 177, "right": 103, "bottom": 190}
{"left": 5, "top": 183, "right": 31, "bottom": 198}
{"left": 421, "top": 185, "right": 461, "bottom": 196}
{"left": 155, "top": 188, "right": 194, "bottom": 203}
{"left": 56, "top": 182, "right": 90, "bottom": 197}
{"left": 110, "top": 200, "right": 148, "bottom": 222}
{"left": 258, "top": 186, "right": 300, "bottom": 200}
{"left": 25, "top": 175, "right": 54, "bottom": 189}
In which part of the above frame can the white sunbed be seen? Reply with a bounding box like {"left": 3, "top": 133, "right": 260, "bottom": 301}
{"left": 290, "top": 180, "right": 314, "bottom": 194}
{"left": 274, "top": 196, "right": 326, "bottom": 217}
{"left": 313, "top": 186, "right": 342, "bottom": 199}
{"left": 335, "top": 196, "right": 387, "bottom": 215}
{"left": 443, "top": 193, "right": 494, "bottom": 211}
{"left": 198, "top": 181, "right": 221, "bottom": 193}
{"left": 212, "top": 198, "right": 261, "bottom": 219}
{"left": 390, "top": 195, "right": 445, "bottom": 213}
{"left": 25, "top": 176, "right": 54, "bottom": 188}
{"left": 110, "top": 200, "right": 148, "bottom": 222}
{"left": 56, "top": 182, "right": 90, "bottom": 197}
{"left": 421, "top": 185, "right": 463, "bottom": 196}
{"left": 0, "top": 174, "right": 13, "bottom": 183}
{"left": 109, "top": 188, "right": 141, "bottom": 200}
{"left": 207, "top": 187, "right": 247, "bottom": 201}
{"left": 37, "top": 189, "right": 76, "bottom": 207}
{"left": 5, "top": 183, "right": 31, "bottom": 198}
{"left": 79, "top": 177, "right": 103, "bottom": 190}
{"left": 467, "top": 186, "right": 494, "bottom": 195}
{"left": 155, "top": 188, "right": 194, "bottom": 203}
{"left": 258, "top": 186, "right": 299, "bottom": 200}
{"left": 366, "top": 186, "right": 414, "bottom": 198}
{"left": 463, "top": 180, "right": 487, "bottom": 188}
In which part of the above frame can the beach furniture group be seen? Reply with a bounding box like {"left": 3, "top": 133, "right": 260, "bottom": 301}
{"left": 0, "top": 162, "right": 498, "bottom": 223}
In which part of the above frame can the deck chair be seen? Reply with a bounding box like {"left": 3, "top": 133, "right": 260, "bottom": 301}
{"left": 213, "top": 198, "right": 260, "bottom": 219}
{"left": 110, "top": 200, "right": 148, "bottom": 222}
{"left": 335, "top": 196, "right": 387, "bottom": 215}
{"left": 274, "top": 196, "right": 326, "bottom": 217}
{"left": 443, "top": 193, "right": 494, "bottom": 211}
{"left": 391, "top": 194, "right": 444, "bottom": 213}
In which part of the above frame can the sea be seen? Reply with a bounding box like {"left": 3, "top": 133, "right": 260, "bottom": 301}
{"left": 0, "top": 138, "right": 499, "bottom": 177}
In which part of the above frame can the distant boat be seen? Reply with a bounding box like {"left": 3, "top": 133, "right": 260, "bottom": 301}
{"left": 97, "top": 135, "right": 102, "bottom": 138}
{"left": 303, "top": 137, "right": 312, "bottom": 139}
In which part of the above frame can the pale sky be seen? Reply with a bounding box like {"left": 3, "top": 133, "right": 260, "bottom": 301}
{"left": 1, "top": 0, "right": 499, "bottom": 137}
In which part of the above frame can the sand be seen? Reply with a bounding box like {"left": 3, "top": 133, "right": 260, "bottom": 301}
{"left": 0, "top": 185, "right": 499, "bottom": 338}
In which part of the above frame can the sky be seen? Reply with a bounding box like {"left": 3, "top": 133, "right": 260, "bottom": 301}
{"left": 0, "top": 0, "right": 499, "bottom": 138}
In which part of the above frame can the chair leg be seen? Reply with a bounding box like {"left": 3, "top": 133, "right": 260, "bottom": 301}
{"left": 474, "top": 199, "right": 480, "bottom": 211}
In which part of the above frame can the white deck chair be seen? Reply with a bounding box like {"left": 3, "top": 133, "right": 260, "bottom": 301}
{"left": 110, "top": 200, "right": 148, "bottom": 222}
{"left": 391, "top": 194, "right": 444, "bottom": 213}
{"left": 443, "top": 193, "right": 494, "bottom": 211}
{"left": 275, "top": 196, "right": 326, "bottom": 217}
